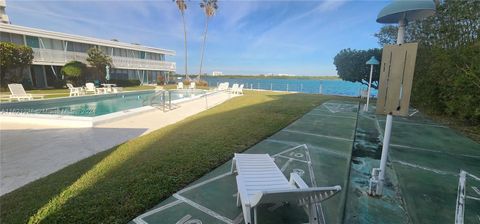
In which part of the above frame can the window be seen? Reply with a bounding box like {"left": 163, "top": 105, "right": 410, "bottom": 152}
{"left": 51, "top": 39, "right": 63, "bottom": 50}
{"left": 26, "top": 36, "right": 40, "bottom": 48}
{"left": 10, "top": 34, "right": 24, "bottom": 45}
{"left": 0, "top": 32, "right": 10, "bottom": 42}
{"left": 113, "top": 48, "right": 121, "bottom": 56}
{"left": 140, "top": 51, "right": 146, "bottom": 59}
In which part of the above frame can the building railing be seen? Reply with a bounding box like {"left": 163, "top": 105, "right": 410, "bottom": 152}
{"left": 32, "top": 48, "right": 176, "bottom": 71}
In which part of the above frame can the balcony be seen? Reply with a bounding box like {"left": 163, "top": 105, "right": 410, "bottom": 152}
{"left": 32, "top": 48, "right": 176, "bottom": 71}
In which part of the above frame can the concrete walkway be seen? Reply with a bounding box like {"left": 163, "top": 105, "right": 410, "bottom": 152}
{"left": 0, "top": 92, "right": 234, "bottom": 195}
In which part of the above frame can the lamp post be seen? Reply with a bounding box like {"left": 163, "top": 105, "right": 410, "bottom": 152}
{"left": 364, "top": 56, "right": 379, "bottom": 112}
{"left": 371, "top": 0, "right": 435, "bottom": 196}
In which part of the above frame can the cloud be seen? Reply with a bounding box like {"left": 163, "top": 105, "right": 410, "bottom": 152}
{"left": 317, "top": 0, "right": 347, "bottom": 12}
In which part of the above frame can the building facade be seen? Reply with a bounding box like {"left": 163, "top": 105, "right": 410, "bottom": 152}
{"left": 0, "top": 23, "right": 176, "bottom": 88}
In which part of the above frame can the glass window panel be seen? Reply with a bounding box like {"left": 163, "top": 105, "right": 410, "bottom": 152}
{"left": 113, "top": 48, "right": 121, "bottom": 56}
{"left": 66, "top": 41, "right": 74, "bottom": 51}
{"left": 26, "top": 36, "right": 40, "bottom": 48}
{"left": 39, "top": 37, "right": 53, "bottom": 49}
{"left": 0, "top": 32, "right": 10, "bottom": 42}
{"left": 51, "top": 39, "right": 63, "bottom": 50}
{"left": 10, "top": 34, "right": 24, "bottom": 45}
{"left": 120, "top": 49, "right": 127, "bottom": 57}
{"left": 140, "top": 51, "right": 145, "bottom": 59}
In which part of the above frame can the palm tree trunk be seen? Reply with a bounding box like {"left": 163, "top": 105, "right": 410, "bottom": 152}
{"left": 182, "top": 12, "right": 188, "bottom": 80}
{"left": 198, "top": 16, "right": 209, "bottom": 80}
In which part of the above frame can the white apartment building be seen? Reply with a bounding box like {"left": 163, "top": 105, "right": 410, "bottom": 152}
{"left": 0, "top": 23, "right": 176, "bottom": 88}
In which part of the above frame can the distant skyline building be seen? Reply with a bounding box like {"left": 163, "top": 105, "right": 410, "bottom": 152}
{"left": 212, "top": 71, "right": 223, "bottom": 76}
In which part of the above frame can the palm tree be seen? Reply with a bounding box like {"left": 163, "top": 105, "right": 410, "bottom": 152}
{"left": 173, "top": 0, "right": 189, "bottom": 80}
{"left": 198, "top": 0, "right": 218, "bottom": 80}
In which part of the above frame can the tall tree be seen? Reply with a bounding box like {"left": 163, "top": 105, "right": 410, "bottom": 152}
{"left": 173, "top": 0, "right": 189, "bottom": 80}
{"left": 333, "top": 48, "right": 382, "bottom": 88}
{"left": 61, "top": 61, "right": 87, "bottom": 86}
{"left": 198, "top": 0, "right": 218, "bottom": 80}
{"left": 0, "top": 42, "right": 34, "bottom": 87}
{"left": 86, "top": 47, "right": 112, "bottom": 81}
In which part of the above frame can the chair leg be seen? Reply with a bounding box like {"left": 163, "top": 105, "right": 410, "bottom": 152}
{"left": 236, "top": 192, "right": 240, "bottom": 207}
{"left": 305, "top": 203, "right": 320, "bottom": 224}
{"left": 253, "top": 207, "right": 258, "bottom": 224}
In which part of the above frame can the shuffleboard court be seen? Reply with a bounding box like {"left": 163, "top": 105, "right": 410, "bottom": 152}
{"left": 131, "top": 100, "right": 359, "bottom": 224}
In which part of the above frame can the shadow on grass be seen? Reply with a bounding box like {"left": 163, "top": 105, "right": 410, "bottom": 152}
{"left": 0, "top": 91, "right": 355, "bottom": 224}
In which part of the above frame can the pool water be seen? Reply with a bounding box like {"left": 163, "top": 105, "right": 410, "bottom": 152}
{"left": 0, "top": 90, "right": 205, "bottom": 117}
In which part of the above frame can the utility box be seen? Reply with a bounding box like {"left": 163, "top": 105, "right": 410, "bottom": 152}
{"left": 376, "top": 43, "right": 418, "bottom": 116}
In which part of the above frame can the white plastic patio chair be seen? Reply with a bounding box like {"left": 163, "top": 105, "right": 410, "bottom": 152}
{"left": 7, "top": 84, "right": 44, "bottom": 102}
{"left": 230, "top": 84, "right": 239, "bottom": 93}
{"left": 66, "top": 83, "right": 84, "bottom": 96}
{"left": 237, "top": 84, "right": 244, "bottom": 95}
{"left": 177, "top": 82, "right": 184, "bottom": 89}
{"left": 189, "top": 82, "right": 196, "bottom": 89}
{"left": 231, "top": 153, "right": 341, "bottom": 224}
{"left": 85, "top": 83, "right": 97, "bottom": 94}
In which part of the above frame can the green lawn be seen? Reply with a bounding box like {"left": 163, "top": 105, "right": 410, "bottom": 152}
{"left": 0, "top": 91, "right": 351, "bottom": 224}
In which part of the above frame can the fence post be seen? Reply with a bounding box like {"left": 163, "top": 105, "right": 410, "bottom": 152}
{"left": 169, "top": 91, "right": 171, "bottom": 110}
{"left": 319, "top": 84, "right": 323, "bottom": 94}
{"left": 162, "top": 91, "right": 166, "bottom": 112}
{"left": 300, "top": 83, "right": 303, "bottom": 92}
{"left": 257, "top": 83, "right": 260, "bottom": 90}
{"left": 286, "top": 84, "right": 289, "bottom": 92}
{"left": 250, "top": 83, "right": 253, "bottom": 90}
{"left": 270, "top": 83, "right": 273, "bottom": 91}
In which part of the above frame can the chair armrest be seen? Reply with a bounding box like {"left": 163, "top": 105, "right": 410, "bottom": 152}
{"left": 289, "top": 172, "right": 309, "bottom": 189}
{"left": 236, "top": 175, "right": 251, "bottom": 207}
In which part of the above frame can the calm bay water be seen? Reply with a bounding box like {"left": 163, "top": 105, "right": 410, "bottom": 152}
{"left": 205, "top": 77, "right": 377, "bottom": 97}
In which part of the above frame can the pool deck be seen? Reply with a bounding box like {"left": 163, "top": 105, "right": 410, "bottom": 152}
{"left": 0, "top": 91, "right": 234, "bottom": 195}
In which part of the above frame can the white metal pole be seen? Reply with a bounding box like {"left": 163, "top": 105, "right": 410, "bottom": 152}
{"left": 375, "top": 17, "right": 406, "bottom": 196}
{"left": 377, "top": 113, "right": 393, "bottom": 194}
{"left": 397, "top": 18, "right": 406, "bottom": 45}
{"left": 364, "top": 64, "right": 374, "bottom": 111}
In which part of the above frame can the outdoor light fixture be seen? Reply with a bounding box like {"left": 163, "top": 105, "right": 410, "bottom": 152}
{"left": 368, "top": 0, "right": 435, "bottom": 197}
{"left": 376, "top": 0, "right": 435, "bottom": 44}
{"left": 364, "top": 56, "right": 379, "bottom": 112}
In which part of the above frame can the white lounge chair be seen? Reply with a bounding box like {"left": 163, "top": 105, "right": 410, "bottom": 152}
{"left": 7, "top": 84, "right": 44, "bottom": 102}
{"left": 85, "top": 83, "right": 97, "bottom": 94}
{"left": 229, "top": 84, "right": 239, "bottom": 93}
{"left": 218, "top": 82, "right": 229, "bottom": 91}
{"left": 177, "top": 82, "right": 184, "bottom": 89}
{"left": 189, "top": 82, "right": 196, "bottom": 89}
{"left": 66, "top": 83, "right": 84, "bottom": 96}
{"left": 237, "top": 84, "right": 244, "bottom": 94}
{"left": 231, "top": 153, "right": 341, "bottom": 224}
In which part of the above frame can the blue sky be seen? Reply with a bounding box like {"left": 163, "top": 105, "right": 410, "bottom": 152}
{"left": 7, "top": 0, "right": 389, "bottom": 76}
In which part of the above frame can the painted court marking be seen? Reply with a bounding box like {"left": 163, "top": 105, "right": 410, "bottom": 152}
{"left": 173, "top": 194, "right": 234, "bottom": 224}
{"left": 282, "top": 129, "right": 351, "bottom": 142}
{"left": 133, "top": 200, "right": 183, "bottom": 224}
{"left": 306, "top": 113, "right": 357, "bottom": 119}
{"left": 392, "top": 160, "right": 457, "bottom": 176}
{"left": 391, "top": 144, "right": 480, "bottom": 159}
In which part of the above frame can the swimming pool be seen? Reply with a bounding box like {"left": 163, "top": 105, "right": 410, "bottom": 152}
{"left": 0, "top": 89, "right": 206, "bottom": 126}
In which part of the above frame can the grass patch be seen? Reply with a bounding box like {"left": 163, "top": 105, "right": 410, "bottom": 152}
{"left": 0, "top": 91, "right": 350, "bottom": 223}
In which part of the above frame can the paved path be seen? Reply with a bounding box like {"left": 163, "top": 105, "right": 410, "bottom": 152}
{"left": 0, "top": 92, "right": 234, "bottom": 195}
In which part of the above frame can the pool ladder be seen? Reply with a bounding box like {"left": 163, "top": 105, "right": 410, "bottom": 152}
{"left": 143, "top": 90, "right": 172, "bottom": 112}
